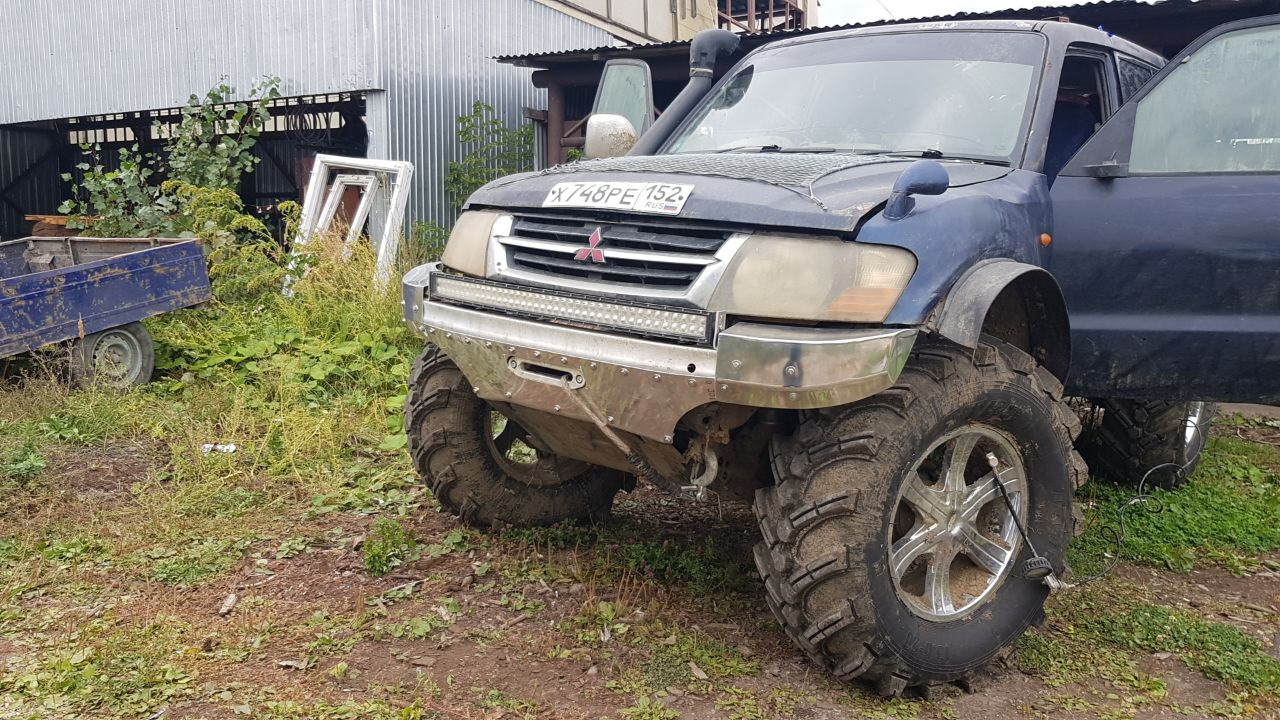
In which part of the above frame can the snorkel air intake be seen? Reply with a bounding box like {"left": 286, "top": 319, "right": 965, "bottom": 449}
{"left": 629, "top": 28, "right": 740, "bottom": 156}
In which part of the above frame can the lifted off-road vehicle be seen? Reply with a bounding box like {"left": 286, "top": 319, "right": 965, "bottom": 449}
{"left": 402, "top": 17, "right": 1280, "bottom": 693}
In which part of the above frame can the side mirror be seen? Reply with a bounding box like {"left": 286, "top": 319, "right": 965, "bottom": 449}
{"left": 593, "top": 59, "right": 656, "bottom": 133}
{"left": 584, "top": 114, "right": 638, "bottom": 159}
{"left": 883, "top": 160, "right": 950, "bottom": 220}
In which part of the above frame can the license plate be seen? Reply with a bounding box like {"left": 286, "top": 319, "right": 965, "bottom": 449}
{"left": 542, "top": 181, "right": 693, "bottom": 216}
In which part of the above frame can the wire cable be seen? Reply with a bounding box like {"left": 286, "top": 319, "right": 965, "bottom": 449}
{"left": 1066, "top": 408, "right": 1213, "bottom": 587}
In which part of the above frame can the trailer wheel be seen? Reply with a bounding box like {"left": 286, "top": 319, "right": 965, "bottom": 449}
{"left": 1077, "top": 400, "right": 1215, "bottom": 489}
{"left": 405, "top": 344, "right": 625, "bottom": 527}
{"left": 71, "top": 322, "right": 155, "bottom": 389}
{"left": 754, "top": 338, "right": 1087, "bottom": 696}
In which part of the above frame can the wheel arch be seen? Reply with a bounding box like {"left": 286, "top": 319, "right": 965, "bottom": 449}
{"left": 931, "top": 260, "right": 1071, "bottom": 383}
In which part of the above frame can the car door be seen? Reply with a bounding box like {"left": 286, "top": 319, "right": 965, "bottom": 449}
{"left": 1049, "top": 15, "right": 1280, "bottom": 403}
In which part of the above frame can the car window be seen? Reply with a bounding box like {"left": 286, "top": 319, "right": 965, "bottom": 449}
{"left": 1117, "top": 57, "right": 1158, "bottom": 100}
{"left": 1130, "top": 24, "right": 1280, "bottom": 173}
{"left": 1044, "top": 53, "right": 1109, "bottom": 178}
{"left": 663, "top": 32, "right": 1045, "bottom": 163}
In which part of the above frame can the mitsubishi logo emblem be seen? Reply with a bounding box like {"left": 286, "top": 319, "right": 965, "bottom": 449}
{"left": 574, "top": 227, "right": 606, "bottom": 263}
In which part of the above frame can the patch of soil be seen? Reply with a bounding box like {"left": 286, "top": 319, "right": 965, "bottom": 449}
{"left": 1230, "top": 423, "right": 1280, "bottom": 452}
{"left": 1115, "top": 561, "right": 1280, "bottom": 635}
{"left": 2, "top": 443, "right": 153, "bottom": 521}
{"left": 46, "top": 443, "right": 153, "bottom": 497}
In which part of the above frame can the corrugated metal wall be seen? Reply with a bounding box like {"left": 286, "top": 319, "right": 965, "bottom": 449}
{"left": 0, "top": 0, "right": 612, "bottom": 232}
{"left": 369, "top": 0, "right": 612, "bottom": 228}
{"left": 0, "top": 0, "right": 379, "bottom": 125}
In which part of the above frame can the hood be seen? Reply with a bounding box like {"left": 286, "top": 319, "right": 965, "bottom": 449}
{"left": 467, "top": 153, "right": 1011, "bottom": 233}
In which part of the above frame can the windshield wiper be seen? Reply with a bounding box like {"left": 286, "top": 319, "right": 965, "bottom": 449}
{"left": 713, "top": 144, "right": 838, "bottom": 154}
{"left": 866, "top": 149, "right": 1011, "bottom": 166}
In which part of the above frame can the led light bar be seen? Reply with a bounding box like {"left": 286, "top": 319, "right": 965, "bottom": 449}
{"left": 429, "top": 273, "right": 714, "bottom": 344}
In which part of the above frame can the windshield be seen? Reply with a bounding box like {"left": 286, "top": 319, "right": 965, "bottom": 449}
{"left": 664, "top": 31, "right": 1046, "bottom": 162}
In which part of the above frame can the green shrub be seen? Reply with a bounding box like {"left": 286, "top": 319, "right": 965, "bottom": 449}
{"left": 362, "top": 517, "right": 418, "bottom": 576}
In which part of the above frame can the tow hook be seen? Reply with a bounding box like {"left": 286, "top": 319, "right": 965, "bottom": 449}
{"left": 687, "top": 450, "right": 719, "bottom": 501}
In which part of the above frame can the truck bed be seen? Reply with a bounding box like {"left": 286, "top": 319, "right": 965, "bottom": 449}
{"left": 0, "top": 236, "right": 211, "bottom": 359}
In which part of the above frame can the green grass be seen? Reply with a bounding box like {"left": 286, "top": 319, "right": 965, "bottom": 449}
{"left": 143, "top": 536, "right": 254, "bottom": 586}
{"left": 502, "top": 523, "right": 757, "bottom": 593}
{"left": 0, "top": 615, "right": 195, "bottom": 717}
{"left": 601, "top": 621, "right": 761, "bottom": 697}
{"left": 0, "top": 238, "right": 429, "bottom": 718}
{"left": 1071, "top": 435, "right": 1280, "bottom": 574}
{"left": 1, "top": 443, "right": 46, "bottom": 484}
{"left": 1028, "top": 580, "right": 1280, "bottom": 698}
{"left": 1082, "top": 601, "right": 1280, "bottom": 692}
{"left": 1015, "top": 625, "right": 1145, "bottom": 689}
{"left": 620, "top": 696, "right": 681, "bottom": 720}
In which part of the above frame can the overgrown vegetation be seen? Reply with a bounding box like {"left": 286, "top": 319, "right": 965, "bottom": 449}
{"left": 444, "top": 101, "right": 535, "bottom": 211}
{"left": 59, "top": 78, "right": 279, "bottom": 245}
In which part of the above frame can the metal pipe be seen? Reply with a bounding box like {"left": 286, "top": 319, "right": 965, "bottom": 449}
{"left": 628, "top": 28, "right": 740, "bottom": 156}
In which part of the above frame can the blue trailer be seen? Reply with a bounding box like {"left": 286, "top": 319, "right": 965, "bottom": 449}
{"left": 0, "top": 236, "right": 211, "bottom": 387}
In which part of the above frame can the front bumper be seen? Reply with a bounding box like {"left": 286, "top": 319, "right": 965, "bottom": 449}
{"left": 403, "top": 264, "right": 916, "bottom": 442}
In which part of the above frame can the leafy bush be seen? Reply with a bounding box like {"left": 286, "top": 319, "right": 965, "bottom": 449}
{"left": 362, "top": 517, "right": 419, "bottom": 576}
{"left": 164, "top": 81, "right": 279, "bottom": 190}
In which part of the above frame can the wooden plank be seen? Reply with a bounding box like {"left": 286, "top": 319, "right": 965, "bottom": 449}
{"left": 24, "top": 214, "right": 72, "bottom": 226}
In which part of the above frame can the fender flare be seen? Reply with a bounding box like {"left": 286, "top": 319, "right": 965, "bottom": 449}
{"left": 931, "top": 259, "right": 1072, "bottom": 382}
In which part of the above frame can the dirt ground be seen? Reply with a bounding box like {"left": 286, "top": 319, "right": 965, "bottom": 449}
{"left": 1, "top": 410, "right": 1278, "bottom": 719}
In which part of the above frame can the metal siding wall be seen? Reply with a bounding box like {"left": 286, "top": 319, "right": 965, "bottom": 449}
{"left": 0, "top": 128, "right": 62, "bottom": 237}
{"left": 370, "top": 0, "right": 611, "bottom": 229}
{"left": 0, "top": 0, "right": 378, "bottom": 125}
{"left": 0, "top": 0, "right": 610, "bottom": 231}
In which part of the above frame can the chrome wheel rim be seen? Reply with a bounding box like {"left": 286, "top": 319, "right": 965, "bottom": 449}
{"left": 1184, "top": 401, "right": 1207, "bottom": 448}
{"left": 91, "top": 330, "right": 144, "bottom": 386}
{"left": 888, "top": 425, "right": 1027, "bottom": 622}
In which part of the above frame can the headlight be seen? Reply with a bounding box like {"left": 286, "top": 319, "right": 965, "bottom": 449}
{"left": 441, "top": 210, "right": 510, "bottom": 277}
{"left": 709, "top": 234, "right": 916, "bottom": 323}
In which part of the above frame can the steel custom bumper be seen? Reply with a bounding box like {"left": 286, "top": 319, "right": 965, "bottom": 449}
{"left": 403, "top": 265, "right": 916, "bottom": 442}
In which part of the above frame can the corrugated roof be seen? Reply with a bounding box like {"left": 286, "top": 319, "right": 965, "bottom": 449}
{"left": 495, "top": 0, "right": 1265, "bottom": 66}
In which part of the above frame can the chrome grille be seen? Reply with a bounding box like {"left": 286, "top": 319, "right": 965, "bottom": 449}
{"left": 498, "top": 214, "right": 732, "bottom": 291}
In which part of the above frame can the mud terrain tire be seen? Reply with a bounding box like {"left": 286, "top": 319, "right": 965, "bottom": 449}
{"left": 405, "top": 345, "right": 624, "bottom": 527}
{"left": 1078, "top": 400, "right": 1215, "bottom": 489}
{"left": 754, "top": 338, "right": 1087, "bottom": 695}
